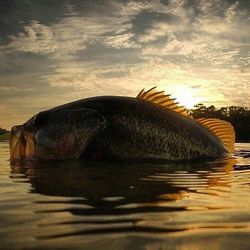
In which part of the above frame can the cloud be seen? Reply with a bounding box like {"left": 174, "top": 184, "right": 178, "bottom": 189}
{"left": 225, "top": 1, "right": 239, "bottom": 23}
{"left": 1, "top": 2, "right": 137, "bottom": 58}
{"left": 137, "top": 22, "right": 174, "bottom": 43}
{"left": 120, "top": 0, "right": 171, "bottom": 16}
{"left": 102, "top": 32, "right": 139, "bottom": 48}
{"left": 139, "top": 0, "right": 249, "bottom": 71}
{"left": 4, "top": 17, "right": 108, "bottom": 59}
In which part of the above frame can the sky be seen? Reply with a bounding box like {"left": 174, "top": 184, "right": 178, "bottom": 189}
{"left": 0, "top": 0, "right": 249, "bottom": 129}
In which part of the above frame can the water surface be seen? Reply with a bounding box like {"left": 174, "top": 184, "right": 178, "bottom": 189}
{"left": 0, "top": 142, "right": 250, "bottom": 249}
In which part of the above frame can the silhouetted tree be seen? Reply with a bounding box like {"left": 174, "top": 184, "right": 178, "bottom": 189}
{"left": 0, "top": 127, "right": 8, "bottom": 135}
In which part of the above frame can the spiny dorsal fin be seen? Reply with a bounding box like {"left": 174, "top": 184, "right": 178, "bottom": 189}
{"left": 137, "top": 87, "right": 192, "bottom": 118}
{"left": 196, "top": 118, "right": 235, "bottom": 153}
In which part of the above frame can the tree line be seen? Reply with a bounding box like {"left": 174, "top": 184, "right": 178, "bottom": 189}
{"left": 190, "top": 104, "right": 250, "bottom": 142}
{"left": 0, "top": 127, "right": 8, "bottom": 135}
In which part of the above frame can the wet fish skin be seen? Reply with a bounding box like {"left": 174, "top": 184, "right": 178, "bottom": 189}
{"left": 78, "top": 96, "right": 226, "bottom": 161}
{"left": 10, "top": 96, "right": 227, "bottom": 162}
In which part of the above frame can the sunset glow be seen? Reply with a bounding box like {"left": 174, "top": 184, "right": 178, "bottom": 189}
{"left": 176, "top": 93, "right": 197, "bottom": 110}
{"left": 167, "top": 86, "right": 200, "bottom": 109}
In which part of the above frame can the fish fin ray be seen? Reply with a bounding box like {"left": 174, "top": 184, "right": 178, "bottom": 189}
{"left": 137, "top": 87, "right": 192, "bottom": 118}
{"left": 196, "top": 118, "right": 235, "bottom": 153}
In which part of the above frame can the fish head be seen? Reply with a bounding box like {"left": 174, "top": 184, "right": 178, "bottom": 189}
{"left": 9, "top": 110, "right": 76, "bottom": 164}
{"left": 9, "top": 108, "right": 106, "bottom": 163}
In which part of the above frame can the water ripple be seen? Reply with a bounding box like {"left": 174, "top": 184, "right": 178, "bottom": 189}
{"left": 0, "top": 142, "right": 250, "bottom": 249}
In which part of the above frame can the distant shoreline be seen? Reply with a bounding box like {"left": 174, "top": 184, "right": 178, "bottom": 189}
{"left": 0, "top": 133, "right": 10, "bottom": 141}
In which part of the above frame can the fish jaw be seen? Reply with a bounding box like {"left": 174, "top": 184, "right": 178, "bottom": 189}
{"left": 9, "top": 125, "right": 36, "bottom": 164}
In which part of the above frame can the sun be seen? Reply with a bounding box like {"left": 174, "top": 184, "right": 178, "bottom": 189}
{"left": 168, "top": 86, "right": 199, "bottom": 109}
{"left": 175, "top": 91, "right": 197, "bottom": 109}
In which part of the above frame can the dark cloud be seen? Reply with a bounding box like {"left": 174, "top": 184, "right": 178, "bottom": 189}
{"left": 0, "top": 51, "right": 53, "bottom": 75}
{"left": 73, "top": 0, "right": 123, "bottom": 17}
{"left": 0, "top": 0, "right": 69, "bottom": 44}
{"left": 99, "top": 70, "right": 129, "bottom": 79}
{"left": 75, "top": 43, "right": 144, "bottom": 65}
{"left": 131, "top": 10, "right": 181, "bottom": 38}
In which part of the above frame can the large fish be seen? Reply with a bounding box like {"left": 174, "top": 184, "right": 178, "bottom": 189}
{"left": 9, "top": 87, "right": 235, "bottom": 163}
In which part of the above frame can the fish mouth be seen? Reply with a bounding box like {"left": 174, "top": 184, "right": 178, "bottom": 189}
{"left": 9, "top": 125, "right": 36, "bottom": 164}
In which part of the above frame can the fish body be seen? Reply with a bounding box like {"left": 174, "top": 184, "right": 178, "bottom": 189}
{"left": 9, "top": 89, "right": 235, "bottom": 163}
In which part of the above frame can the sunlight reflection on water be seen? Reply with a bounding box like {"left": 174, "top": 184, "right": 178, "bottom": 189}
{"left": 0, "top": 142, "right": 250, "bottom": 249}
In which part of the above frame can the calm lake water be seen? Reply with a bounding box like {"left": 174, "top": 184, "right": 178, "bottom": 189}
{"left": 0, "top": 141, "right": 249, "bottom": 249}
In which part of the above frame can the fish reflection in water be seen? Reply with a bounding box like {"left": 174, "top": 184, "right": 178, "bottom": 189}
{"left": 9, "top": 157, "right": 244, "bottom": 239}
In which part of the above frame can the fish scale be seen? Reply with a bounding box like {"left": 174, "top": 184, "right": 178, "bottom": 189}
{"left": 79, "top": 97, "right": 226, "bottom": 161}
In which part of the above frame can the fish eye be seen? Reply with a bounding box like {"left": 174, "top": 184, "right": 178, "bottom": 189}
{"left": 12, "top": 126, "right": 17, "bottom": 133}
